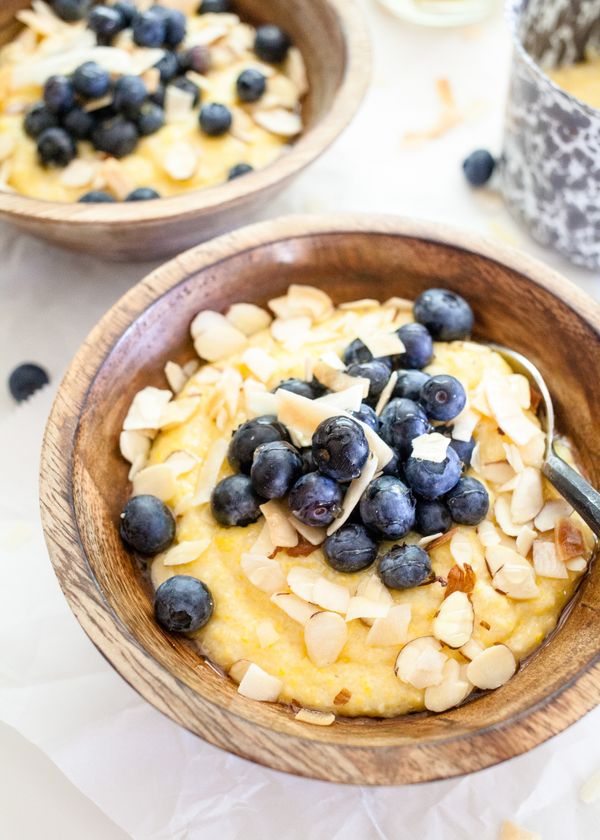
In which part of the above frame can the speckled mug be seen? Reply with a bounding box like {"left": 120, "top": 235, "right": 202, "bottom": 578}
{"left": 503, "top": 0, "right": 600, "bottom": 269}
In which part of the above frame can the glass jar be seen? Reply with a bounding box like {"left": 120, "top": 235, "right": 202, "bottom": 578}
{"left": 377, "top": 0, "right": 496, "bottom": 27}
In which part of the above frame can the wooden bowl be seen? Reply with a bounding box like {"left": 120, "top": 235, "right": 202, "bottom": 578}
{"left": 0, "top": 2, "right": 369, "bottom": 261}
{"left": 40, "top": 216, "right": 600, "bottom": 785}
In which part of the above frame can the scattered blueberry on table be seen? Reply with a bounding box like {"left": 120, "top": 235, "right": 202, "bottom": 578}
{"left": 463, "top": 149, "right": 496, "bottom": 187}
{"left": 8, "top": 363, "right": 50, "bottom": 402}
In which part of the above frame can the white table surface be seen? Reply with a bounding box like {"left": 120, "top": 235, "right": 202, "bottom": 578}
{"left": 1, "top": 2, "right": 600, "bottom": 838}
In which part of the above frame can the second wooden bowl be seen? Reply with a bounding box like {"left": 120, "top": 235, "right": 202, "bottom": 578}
{"left": 0, "top": 0, "right": 370, "bottom": 261}
{"left": 40, "top": 215, "right": 600, "bottom": 785}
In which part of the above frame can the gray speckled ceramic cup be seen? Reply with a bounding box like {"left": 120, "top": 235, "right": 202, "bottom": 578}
{"left": 503, "top": 0, "right": 600, "bottom": 269}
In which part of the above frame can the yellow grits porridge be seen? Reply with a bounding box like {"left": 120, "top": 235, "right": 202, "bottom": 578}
{"left": 118, "top": 285, "right": 595, "bottom": 720}
{"left": 548, "top": 54, "right": 600, "bottom": 110}
{"left": 0, "top": 1, "right": 306, "bottom": 201}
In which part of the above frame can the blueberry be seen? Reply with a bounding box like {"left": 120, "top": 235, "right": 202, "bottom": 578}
{"left": 50, "top": 0, "right": 91, "bottom": 22}
{"left": 228, "top": 415, "right": 289, "bottom": 473}
{"left": 133, "top": 8, "right": 167, "bottom": 47}
{"left": 351, "top": 403, "right": 379, "bottom": 432}
{"left": 119, "top": 494, "right": 175, "bottom": 554}
{"left": 393, "top": 369, "right": 430, "bottom": 401}
{"left": 445, "top": 477, "right": 489, "bottom": 525}
{"left": 37, "top": 127, "right": 76, "bottom": 167}
{"left": 415, "top": 498, "right": 452, "bottom": 536}
{"left": 113, "top": 75, "right": 148, "bottom": 116}
{"left": 437, "top": 425, "right": 475, "bottom": 467}
{"left": 312, "top": 416, "right": 369, "bottom": 482}
{"left": 300, "top": 447, "right": 316, "bottom": 473}
{"left": 72, "top": 61, "right": 110, "bottom": 100}
{"left": 24, "top": 103, "right": 59, "bottom": 139}
{"left": 178, "top": 45, "right": 211, "bottom": 75}
{"left": 211, "top": 474, "right": 262, "bottom": 526}
{"left": 113, "top": 1, "right": 137, "bottom": 26}
{"left": 162, "top": 9, "right": 187, "bottom": 48}
{"left": 395, "top": 323, "right": 433, "bottom": 369}
{"left": 228, "top": 162, "right": 254, "bottom": 180}
{"left": 404, "top": 445, "right": 462, "bottom": 500}
{"left": 382, "top": 450, "right": 403, "bottom": 477}
{"left": 199, "top": 102, "right": 232, "bottom": 136}
{"left": 251, "top": 440, "right": 303, "bottom": 499}
{"left": 413, "top": 288, "right": 474, "bottom": 341}
{"left": 323, "top": 524, "right": 377, "bottom": 573}
{"left": 88, "top": 5, "right": 125, "bottom": 45}
{"left": 91, "top": 116, "right": 139, "bottom": 157}
{"left": 199, "top": 0, "right": 231, "bottom": 11}
{"left": 126, "top": 187, "right": 160, "bottom": 201}
{"left": 78, "top": 190, "right": 116, "bottom": 202}
{"left": 359, "top": 475, "right": 416, "bottom": 540}
{"left": 419, "top": 374, "right": 466, "bottom": 421}
{"left": 171, "top": 76, "right": 200, "bottom": 107}
{"left": 342, "top": 338, "right": 372, "bottom": 367}
{"left": 62, "top": 106, "right": 95, "bottom": 140}
{"left": 136, "top": 102, "right": 165, "bottom": 136}
{"left": 150, "top": 84, "right": 166, "bottom": 108}
{"left": 254, "top": 25, "right": 291, "bottom": 64}
{"left": 288, "top": 472, "right": 344, "bottom": 528}
{"left": 154, "top": 576, "right": 213, "bottom": 633}
{"left": 44, "top": 75, "right": 76, "bottom": 115}
{"left": 154, "top": 51, "right": 180, "bottom": 84}
{"left": 236, "top": 68, "right": 266, "bottom": 103}
{"left": 378, "top": 544, "right": 432, "bottom": 590}
{"left": 8, "top": 363, "right": 49, "bottom": 402}
{"left": 463, "top": 149, "right": 496, "bottom": 187}
{"left": 347, "top": 360, "right": 390, "bottom": 407}
{"left": 274, "top": 377, "right": 318, "bottom": 399}
{"left": 379, "top": 398, "right": 430, "bottom": 458}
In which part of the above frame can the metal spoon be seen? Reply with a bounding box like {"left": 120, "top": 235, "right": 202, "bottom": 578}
{"left": 489, "top": 344, "right": 600, "bottom": 537}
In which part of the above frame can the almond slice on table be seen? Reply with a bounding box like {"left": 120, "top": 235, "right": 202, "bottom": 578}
{"left": 433, "top": 591, "right": 474, "bottom": 648}
{"left": 532, "top": 540, "right": 567, "bottom": 579}
{"left": 123, "top": 387, "right": 173, "bottom": 431}
{"left": 271, "top": 592, "right": 319, "bottom": 625}
{"left": 534, "top": 499, "right": 573, "bottom": 531}
{"left": 226, "top": 302, "right": 272, "bottom": 335}
{"left": 260, "top": 500, "right": 298, "bottom": 548}
{"left": 395, "top": 637, "right": 447, "bottom": 690}
{"left": 241, "top": 554, "right": 286, "bottom": 594}
{"left": 132, "top": 463, "right": 176, "bottom": 501}
{"left": 194, "top": 321, "right": 248, "bottom": 362}
{"left": 555, "top": 516, "right": 586, "bottom": 563}
{"left": 466, "top": 644, "right": 517, "bottom": 689}
{"left": 295, "top": 708, "right": 335, "bottom": 726}
{"left": 256, "top": 619, "right": 279, "bottom": 648}
{"left": 304, "top": 611, "right": 348, "bottom": 666}
{"left": 424, "top": 657, "right": 472, "bottom": 713}
{"left": 162, "top": 538, "right": 211, "bottom": 566}
{"left": 366, "top": 604, "right": 411, "bottom": 647}
{"left": 510, "top": 467, "right": 544, "bottom": 524}
{"left": 238, "top": 663, "right": 282, "bottom": 702}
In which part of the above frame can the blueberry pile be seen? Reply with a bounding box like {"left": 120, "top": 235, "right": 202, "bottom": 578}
{"left": 34, "top": 1, "right": 294, "bottom": 199}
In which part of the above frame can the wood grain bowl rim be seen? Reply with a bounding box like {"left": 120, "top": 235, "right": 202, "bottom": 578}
{"left": 0, "top": 0, "right": 370, "bottom": 226}
{"left": 40, "top": 215, "right": 600, "bottom": 785}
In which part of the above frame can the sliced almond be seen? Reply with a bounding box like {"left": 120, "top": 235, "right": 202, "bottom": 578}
{"left": 477, "top": 520, "right": 501, "bottom": 547}
{"left": 192, "top": 438, "right": 228, "bottom": 505}
{"left": 433, "top": 591, "right": 474, "bottom": 648}
{"left": 285, "top": 47, "right": 309, "bottom": 96}
{"left": 534, "top": 499, "right": 573, "bottom": 531}
{"left": 287, "top": 566, "right": 319, "bottom": 601}
{"left": 260, "top": 500, "right": 298, "bottom": 549}
{"left": 294, "top": 708, "right": 335, "bottom": 726}
{"left": 417, "top": 532, "right": 444, "bottom": 548}
{"left": 312, "top": 577, "right": 350, "bottom": 614}
{"left": 164, "top": 80, "right": 196, "bottom": 121}
{"left": 355, "top": 574, "right": 393, "bottom": 627}
{"left": 244, "top": 380, "right": 278, "bottom": 418}
{"left": 254, "top": 107, "right": 302, "bottom": 136}
{"left": 271, "top": 592, "right": 319, "bottom": 625}
{"left": 555, "top": 517, "right": 586, "bottom": 563}
{"left": 304, "top": 611, "right": 348, "bottom": 666}
{"left": 123, "top": 387, "right": 172, "bottom": 432}
{"left": 327, "top": 452, "right": 378, "bottom": 536}
{"left": 516, "top": 524, "right": 537, "bottom": 557}
{"left": 424, "top": 658, "right": 472, "bottom": 712}
{"left": 158, "top": 397, "right": 200, "bottom": 430}
{"left": 249, "top": 521, "right": 275, "bottom": 556}
{"left": 411, "top": 432, "right": 451, "bottom": 463}
{"left": 395, "top": 637, "right": 447, "bottom": 690}
{"left": 466, "top": 643, "right": 516, "bottom": 689}
{"left": 164, "top": 140, "right": 198, "bottom": 181}
{"left": 194, "top": 322, "right": 247, "bottom": 362}
{"left": 229, "top": 659, "right": 251, "bottom": 683}
{"left": 60, "top": 158, "right": 95, "bottom": 188}
{"left": 190, "top": 310, "right": 229, "bottom": 339}
{"left": 241, "top": 553, "right": 286, "bottom": 594}
{"left": 238, "top": 663, "right": 282, "bottom": 702}
{"left": 510, "top": 467, "right": 544, "bottom": 524}
{"left": 287, "top": 516, "right": 325, "bottom": 545}
{"left": 242, "top": 347, "right": 277, "bottom": 383}
{"left": 460, "top": 639, "right": 484, "bottom": 660}
{"left": 532, "top": 540, "right": 567, "bottom": 579}
{"left": 286, "top": 284, "right": 333, "bottom": 321}
{"left": 270, "top": 315, "right": 311, "bottom": 346}
{"left": 492, "top": 552, "right": 539, "bottom": 600}
{"left": 164, "top": 450, "right": 197, "bottom": 477}
{"left": 366, "top": 604, "right": 411, "bottom": 647}
{"left": 164, "top": 361, "right": 187, "bottom": 394}
{"left": 566, "top": 557, "right": 587, "bottom": 572}
{"left": 256, "top": 619, "right": 279, "bottom": 648}
{"left": 226, "top": 302, "right": 272, "bottom": 336}
{"left": 449, "top": 530, "right": 473, "bottom": 567}
{"left": 503, "top": 442, "right": 525, "bottom": 474}
{"left": 162, "top": 538, "right": 211, "bottom": 566}
{"left": 495, "top": 494, "right": 524, "bottom": 537}
{"left": 132, "top": 464, "right": 176, "bottom": 501}
{"left": 119, "top": 429, "right": 151, "bottom": 466}
{"left": 346, "top": 595, "right": 390, "bottom": 622}
{"left": 484, "top": 373, "right": 541, "bottom": 446}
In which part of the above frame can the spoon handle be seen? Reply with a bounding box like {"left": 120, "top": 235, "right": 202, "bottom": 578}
{"left": 543, "top": 451, "right": 600, "bottom": 537}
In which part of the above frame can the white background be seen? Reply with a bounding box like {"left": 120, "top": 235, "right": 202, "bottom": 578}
{"left": 1, "top": 1, "right": 600, "bottom": 838}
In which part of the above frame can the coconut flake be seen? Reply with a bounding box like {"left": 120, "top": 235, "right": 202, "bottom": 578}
{"left": 241, "top": 553, "right": 286, "bottom": 594}
{"left": 271, "top": 592, "right": 319, "bottom": 625}
{"left": 244, "top": 382, "right": 278, "bottom": 418}
{"left": 270, "top": 315, "right": 311, "bottom": 348}
{"left": 534, "top": 499, "right": 573, "bottom": 531}
{"left": 164, "top": 361, "right": 187, "bottom": 394}
{"left": 345, "top": 595, "right": 390, "bottom": 622}
{"left": 164, "top": 141, "right": 198, "bottom": 181}
{"left": 359, "top": 331, "right": 405, "bottom": 359}
{"left": 508, "top": 374, "right": 531, "bottom": 409}
{"left": 366, "top": 604, "right": 411, "bottom": 647}
{"left": 449, "top": 530, "right": 473, "bottom": 567}
{"left": 132, "top": 464, "right": 176, "bottom": 501}
{"left": 158, "top": 397, "right": 200, "bottom": 430}
{"left": 327, "top": 452, "right": 378, "bottom": 536}
{"left": 123, "top": 387, "right": 173, "bottom": 431}
{"left": 287, "top": 516, "right": 325, "bottom": 545}
{"left": 241, "top": 348, "right": 277, "bottom": 383}
{"left": 495, "top": 494, "right": 525, "bottom": 537}
{"left": 375, "top": 370, "right": 398, "bottom": 416}
{"left": 193, "top": 438, "right": 228, "bottom": 505}
{"left": 532, "top": 540, "right": 567, "bottom": 579}
{"left": 260, "top": 500, "right": 298, "bottom": 548}
{"left": 484, "top": 374, "right": 541, "bottom": 446}
{"left": 119, "top": 430, "right": 151, "bottom": 466}
{"left": 226, "top": 303, "right": 271, "bottom": 335}
{"left": 477, "top": 520, "right": 501, "bottom": 547}
{"left": 194, "top": 322, "right": 247, "bottom": 362}
{"left": 254, "top": 108, "right": 302, "bottom": 136}
{"left": 164, "top": 450, "right": 197, "bottom": 477}
{"left": 313, "top": 360, "right": 370, "bottom": 397}
{"left": 411, "top": 432, "right": 451, "bottom": 464}
{"left": 510, "top": 467, "right": 544, "bottom": 524}
{"left": 516, "top": 524, "right": 537, "bottom": 557}
{"left": 450, "top": 408, "right": 479, "bottom": 443}
{"left": 315, "top": 384, "right": 365, "bottom": 412}
{"left": 162, "top": 538, "right": 211, "bottom": 566}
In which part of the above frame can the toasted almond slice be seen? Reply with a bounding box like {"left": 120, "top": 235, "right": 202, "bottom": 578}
{"left": 229, "top": 659, "right": 251, "bottom": 683}
{"left": 287, "top": 566, "right": 319, "bottom": 601}
{"left": 312, "top": 577, "right": 350, "bottom": 614}
{"left": 260, "top": 500, "right": 298, "bottom": 548}
{"left": 366, "top": 604, "right": 411, "bottom": 647}
{"left": 271, "top": 592, "right": 319, "bottom": 625}
{"left": 495, "top": 494, "right": 524, "bottom": 537}
{"left": 119, "top": 429, "right": 151, "bottom": 465}
{"left": 532, "top": 540, "right": 567, "bottom": 579}
{"left": 491, "top": 552, "right": 539, "bottom": 599}
{"left": 477, "top": 520, "right": 501, "bottom": 547}
{"left": 449, "top": 529, "right": 473, "bottom": 567}
{"left": 238, "top": 663, "right": 282, "bottom": 701}
{"left": 327, "top": 451, "right": 378, "bottom": 536}
{"left": 192, "top": 438, "right": 228, "bottom": 505}
{"left": 460, "top": 639, "right": 484, "bottom": 660}
{"left": 226, "top": 302, "right": 271, "bottom": 335}
{"left": 132, "top": 464, "right": 176, "bottom": 501}
{"left": 499, "top": 821, "right": 541, "bottom": 840}
{"left": 580, "top": 768, "right": 600, "bottom": 804}
{"left": 424, "top": 658, "right": 472, "bottom": 712}
{"left": 534, "top": 499, "right": 573, "bottom": 531}
{"left": 411, "top": 432, "right": 451, "bottom": 463}
{"left": 257, "top": 619, "right": 279, "bottom": 648}
{"left": 346, "top": 595, "right": 390, "bottom": 622}
{"left": 242, "top": 347, "right": 277, "bottom": 383}
{"left": 433, "top": 591, "right": 474, "bottom": 648}
{"left": 164, "top": 450, "right": 197, "bottom": 477}
{"left": 164, "top": 361, "right": 187, "bottom": 394}
{"left": 510, "top": 467, "right": 544, "bottom": 524}
{"left": 304, "top": 611, "right": 347, "bottom": 666}
{"left": 294, "top": 708, "right": 335, "bottom": 726}
{"left": 158, "top": 397, "right": 200, "bottom": 429}
{"left": 445, "top": 563, "right": 476, "bottom": 598}
{"left": 466, "top": 643, "right": 516, "bottom": 689}
{"left": 287, "top": 516, "right": 325, "bottom": 545}
{"left": 566, "top": 557, "right": 587, "bottom": 572}
{"left": 395, "top": 636, "right": 447, "bottom": 690}
{"left": 515, "top": 524, "right": 537, "bottom": 557}
{"left": 123, "top": 387, "right": 173, "bottom": 432}
{"left": 162, "top": 538, "right": 211, "bottom": 566}
{"left": 241, "top": 554, "right": 286, "bottom": 594}
{"left": 194, "top": 322, "right": 247, "bottom": 362}
{"left": 254, "top": 107, "right": 302, "bottom": 136}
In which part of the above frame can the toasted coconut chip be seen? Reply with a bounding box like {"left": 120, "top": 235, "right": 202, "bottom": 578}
{"left": 295, "top": 708, "right": 335, "bottom": 726}
{"left": 241, "top": 553, "right": 286, "bottom": 594}
{"left": 495, "top": 494, "right": 525, "bottom": 537}
{"left": 242, "top": 347, "right": 277, "bottom": 383}
{"left": 424, "top": 658, "right": 472, "bottom": 713}
{"left": 534, "top": 499, "right": 573, "bottom": 531}
{"left": 288, "top": 516, "right": 326, "bottom": 545}
{"left": 164, "top": 141, "right": 198, "bottom": 181}
{"left": 327, "top": 452, "right": 378, "bottom": 536}
{"left": 312, "top": 577, "right": 351, "bottom": 614}
{"left": 120, "top": 429, "right": 151, "bottom": 466}
{"left": 226, "top": 302, "right": 271, "bottom": 336}
{"left": 190, "top": 310, "right": 229, "bottom": 339}
{"left": 477, "top": 520, "right": 501, "bottom": 547}
{"left": 532, "top": 540, "right": 567, "bottom": 579}
{"left": 260, "top": 500, "right": 298, "bottom": 548}
{"left": 194, "top": 321, "right": 247, "bottom": 362}
{"left": 339, "top": 298, "right": 380, "bottom": 311}
{"left": 555, "top": 517, "right": 586, "bottom": 563}
{"left": 445, "top": 563, "right": 476, "bottom": 598}
{"left": 466, "top": 643, "right": 516, "bottom": 689}
{"left": 449, "top": 408, "right": 479, "bottom": 443}
{"left": 566, "top": 556, "right": 587, "bottom": 572}
{"left": 271, "top": 592, "right": 319, "bottom": 625}
{"left": 192, "top": 437, "right": 228, "bottom": 505}
{"left": 132, "top": 464, "right": 176, "bottom": 501}
{"left": 515, "top": 524, "right": 537, "bottom": 557}
{"left": 492, "top": 552, "right": 539, "bottom": 600}
{"left": 304, "top": 611, "right": 348, "bottom": 666}
{"left": 158, "top": 397, "right": 200, "bottom": 430}
{"left": 359, "top": 331, "right": 405, "bottom": 359}
{"left": 334, "top": 688, "right": 352, "bottom": 705}
{"left": 254, "top": 107, "right": 302, "bottom": 136}
{"left": 411, "top": 432, "right": 451, "bottom": 464}
{"left": 313, "top": 360, "right": 370, "bottom": 397}
{"left": 164, "top": 361, "right": 187, "bottom": 394}
{"left": 315, "top": 384, "right": 365, "bottom": 412}
{"left": 123, "top": 387, "right": 173, "bottom": 432}
{"left": 276, "top": 535, "right": 317, "bottom": 558}
{"left": 346, "top": 595, "right": 390, "bottom": 622}
{"left": 366, "top": 604, "right": 411, "bottom": 647}
{"left": 395, "top": 636, "right": 447, "bottom": 690}
{"left": 59, "top": 158, "right": 95, "bottom": 188}
{"left": 287, "top": 566, "right": 319, "bottom": 601}
{"left": 460, "top": 638, "right": 484, "bottom": 660}
{"left": 256, "top": 619, "right": 279, "bottom": 648}
{"left": 499, "top": 822, "right": 541, "bottom": 840}
{"left": 285, "top": 47, "right": 309, "bottom": 96}
{"left": 164, "top": 450, "right": 197, "bottom": 477}
{"left": 484, "top": 373, "right": 541, "bottom": 446}
{"left": 434, "top": 591, "right": 473, "bottom": 648}
{"left": 162, "top": 538, "right": 211, "bottom": 566}
{"left": 238, "top": 663, "right": 282, "bottom": 702}
{"left": 510, "top": 467, "right": 544, "bottom": 524}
